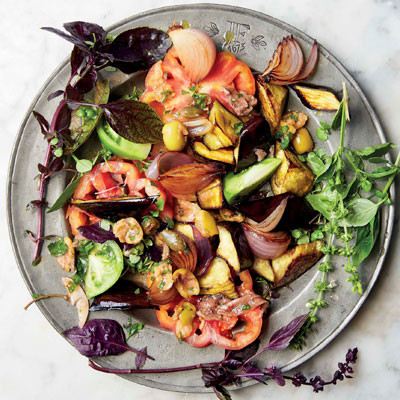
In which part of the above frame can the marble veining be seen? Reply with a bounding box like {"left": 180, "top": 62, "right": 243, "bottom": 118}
{"left": 1, "top": 0, "right": 399, "bottom": 399}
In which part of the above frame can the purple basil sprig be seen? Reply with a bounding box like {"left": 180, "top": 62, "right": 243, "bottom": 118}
{"left": 78, "top": 222, "right": 116, "bottom": 243}
{"left": 63, "top": 319, "right": 153, "bottom": 360}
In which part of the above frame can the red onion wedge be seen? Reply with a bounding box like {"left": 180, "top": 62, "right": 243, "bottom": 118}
{"left": 192, "top": 226, "right": 215, "bottom": 277}
{"left": 242, "top": 224, "right": 290, "bottom": 260}
{"left": 260, "top": 36, "right": 318, "bottom": 86}
{"left": 145, "top": 152, "right": 194, "bottom": 180}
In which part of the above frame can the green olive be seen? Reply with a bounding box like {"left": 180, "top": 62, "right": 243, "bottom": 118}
{"left": 141, "top": 216, "right": 160, "bottom": 236}
{"left": 160, "top": 229, "right": 186, "bottom": 252}
{"left": 180, "top": 106, "right": 203, "bottom": 118}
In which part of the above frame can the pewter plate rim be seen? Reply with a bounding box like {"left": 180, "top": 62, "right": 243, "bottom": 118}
{"left": 7, "top": 3, "right": 395, "bottom": 393}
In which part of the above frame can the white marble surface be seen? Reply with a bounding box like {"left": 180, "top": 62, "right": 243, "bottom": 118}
{"left": 1, "top": 0, "right": 399, "bottom": 399}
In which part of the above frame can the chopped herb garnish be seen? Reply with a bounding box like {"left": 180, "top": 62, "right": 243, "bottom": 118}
{"left": 166, "top": 217, "right": 174, "bottom": 229}
{"left": 123, "top": 318, "right": 144, "bottom": 340}
{"left": 161, "top": 90, "right": 172, "bottom": 103}
{"left": 242, "top": 304, "right": 251, "bottom": 310}
{"left": 47, "top": 238, "right": 67, "bottom": 257}
{"left": 234, "top": 122, "right": 244, "bottom": 135}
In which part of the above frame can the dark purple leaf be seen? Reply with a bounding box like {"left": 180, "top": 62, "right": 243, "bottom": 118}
{"left": 63, "top": 319, "right": 151, "bottom": 359}
{"left": 47, "top": 90, "right": 64, "bottom": 102}
{"left": 193, "top": 226, "right": 215, "bottom": 276}
{"left": 38, "top": 163, "right": 50, "bottom": 174}
{"left": 78, "top": 222, "right": 116, "bottom": 243}
{"left": 49, "top": 157, "right": 64, "bottom": 172}
{"left": 345, "top": 347, "right": 358, "bottom": 364}
{"left": 24, "top": 230, "right": 37, "bottom": 243}
{"left": 107, "top": 27, "right": 171, "bottom": 74}
{"left": 201, "top": 367, "right": 237, "bottom": 388}
{"left": 135, "top": 347, "right": 148, "bottom": 369}
{"left": 65, "top": 84, "right": 84, "bottom": 101}
{"left": 75, "top": 68, "right": 97, "bottom": 94}
{"left": 32, "top": 110, "right": 50, "bottom": 135}
{"left": 54, "top": 102, "right": 71, "bottom": 136}
{"left": 100, "top": 100, "right": 163, "bottom": 144}
{"left": 63, "top": 21, "right": 106, "bottom": 46}
{"left": 70, "top": 45, "right": 85, "bottom": 76}
{"left": 265, "top": 365, "right": 286, "bottom": 386}
{"left": 213, "top": 385, "right": 232, "bottom": 400}
{"left": 41, "top": 26, "right": 88, "bottom": 51}
{"left": 266, "top": 313, "right": 310, "bottom": 351}
{"left": 26, "top": 200, "right": 47, "bottom": 211}
{"left": 241, "top": 362, "right": 267, "bottom": 384}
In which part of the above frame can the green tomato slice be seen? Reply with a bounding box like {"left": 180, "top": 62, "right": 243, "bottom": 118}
{"left": 84, "top": 240, "right": 123, "bottom": 298}
{"left": 97, "top": 118, "right": 151, "bottom": 160}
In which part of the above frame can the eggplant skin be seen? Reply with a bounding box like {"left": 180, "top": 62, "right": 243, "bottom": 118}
{"left": 71, "top": 196, "right": 158, "bottom": 221}
{"left": 272, "top": 241, "right": 323, "bottom": 288}
{"left": 291, "top": 84, "right": 340, "bottom": 111}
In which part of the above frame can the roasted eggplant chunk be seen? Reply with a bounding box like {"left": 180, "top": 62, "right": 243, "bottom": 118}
{"left": 271, "top": 241, "right": 323, "bottom": 288}
{"left": 197, "top": 177, "right": 224, "bottom": 209}
{"left": 291, "top": 84, "right": 340, "bottom": 111}
{"left": 252, "top": 257, "right": 275, "bottom": 282}
{"left": 271, "top": 143, "right": 315, "bottom": 197}
{"left": 216, "top": 225, "right": 240, "bottom": 272}
{"left": 70, "top": 196, "right": 158, "bottom": 221}
{"left": 198, "top": 257, "right": 238, "bottom": 299}
{"left": 193, "top": 141, "right": 235, "bottom": 164}
{"left": 256, "top": 78, "right": 288, "bottom": 133}
{"left": 209, "top": 100, "right": 242, "bottom": 146}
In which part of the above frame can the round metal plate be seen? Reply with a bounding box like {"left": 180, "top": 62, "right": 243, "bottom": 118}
{"left": 7, "top": 4, "right": 395, "bottom": 393}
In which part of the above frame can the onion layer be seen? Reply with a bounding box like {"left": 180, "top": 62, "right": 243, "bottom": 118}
{"left": 169, "top": 232, "right": 198, "bottom": 273}
{"left": 242, "top": 224, "right": 290, "bottom": 259}
{"left": 169, "top": 28, "right": 217, "bottom": 83}
{"left": 145, "top": 152, "right": 194, "bottom": 180}
{"left": 159, "top": 162, "right": 223, "bottom": 197}
{"left": 192, "top": 226, "right": 215, "bottom": 277}
{"left": 260, "top": 36, "right": 318, "bottom": 86}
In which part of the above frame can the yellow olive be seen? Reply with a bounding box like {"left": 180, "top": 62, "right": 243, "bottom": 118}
{"left": 293, "top": 127, "right": 314, "bottom": 154}
{"left": 178, "top": 302, "right": 196, "bottom": 325}
{"left": 195, "top": 210, "right": 218, "bottom": 238}
{"left": 162, "top": 121, "right": 187, "bottom": 151}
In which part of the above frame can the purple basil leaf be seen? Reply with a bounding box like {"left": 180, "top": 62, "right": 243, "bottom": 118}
{"left": 63, "top": 319, "right": 129, "bottom": 357}
{"left": 49, "top": 157, "right": 64, "bottom": 172}
{"left": 47, "top": 90, "right": 64, "bottom": 102}
{"left": 32, "top": 110, "right": 50, "bottom": 135}
{"left": 65, "top": 84, "right": 83, "bottom": 101}
{"left": 213, "top": 385, "right": 232, "bottom": 400}
{"left": 63, "top": 21, "right": 106, "bottom": 46}
{"left": 266, "top": 313, "right": 309, "bottom": 351}
{"left": 41, "top": 26, "right": 88, "bottom": 51}
{"left": 100, "top": 100, "right": 163, "bottom": 144}
{"left": 26, "top": 200, "right": 47, "bottom": 211}
{"left": 242, "top": 362, "right": 267, "bottom": 385}
{"left": 38, "top": 163, "right": 50, "bottom": 174}
{"left": 265, "top": 365, "right": 286, "bottom": 386}
{"left": 201, "top": 367, "right": 237, "bottom": 388}
{"left": 107, "top": 27, "right": 171, "bottom": 74}
{"left": 54, "top": 102, "right": 71, "bottom": 136}
{"left": 70, "top": 45, "right": 85, "bottom": 76}
{"left": 135, "top": 346, "right": 148, "bottom": 369}
{"left": 75, "top": 68, "right": 97, "bottom": 94}
{"left": 78, "top": 222, "right": 116, "bottom": 243}
{"left": 24, "top": 230, "right": 37, "bottom": 243}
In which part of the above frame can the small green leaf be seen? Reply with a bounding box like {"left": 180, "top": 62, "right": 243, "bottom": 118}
{"left": 316, "top": 126, "right": 329, "bottom": 141}
{"left": 47, "top": 176, "right": 81, "bottom": 213}
{"left": 354, "top": 142, "right": 395, "bottom": 159}
{"left": 48, "top": 238, "right": 67, "bottom": 257}
{"left": 166, "top": 217, "right": 174, "bottom": 229}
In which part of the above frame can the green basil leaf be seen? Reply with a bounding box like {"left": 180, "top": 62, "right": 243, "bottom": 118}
{"left": 75, "top": 158, "right": 93, "bottom": 173}
{"left": 47, "top": 175, "right": 81, "bottom": 213}
{"left": 330, "top": 101, "right": 343, "bottom": 130}
{"left": 361, "top": 165, "right": 398, "bottom": 180}
{"left": 352, "top": 212, "right": 380, "bottom": 266}
{"left": 354, "top": 142, "right": 395, "bottom": 159}
{"left": 316, "top": 127, "right": 328, "bottom": 141}
{"left": 306, "top": 185, "right": 339, "bottom": 220}
{"left": 367, "top": 157, "right": 388, "bottom": 164}
{"left": 101, "top": 100, "right": 163, "bottom": 144}
{"left": 344, "top": 198, "right": 379, "bottom": 227}
{"left": 306, "top": 152, "right": 325, "bottom": 175}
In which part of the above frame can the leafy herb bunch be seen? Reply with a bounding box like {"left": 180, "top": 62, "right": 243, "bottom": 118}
{"left": 291, "top": 84, "right": 399, "bottom": 349}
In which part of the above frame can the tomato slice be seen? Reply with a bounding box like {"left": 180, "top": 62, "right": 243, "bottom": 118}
{"left": 184, "top": 319, "right": 212, "bottom": 348}
{"left": 208, "top": 306, "right": 264, "bottom": 350}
